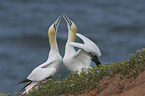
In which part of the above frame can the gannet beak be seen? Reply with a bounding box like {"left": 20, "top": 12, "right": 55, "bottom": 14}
{"left": 53, "top": 16, "right": 62, "bottom": 30}
{"left": 62, "top": 13, "right": 72, "bottom": 26}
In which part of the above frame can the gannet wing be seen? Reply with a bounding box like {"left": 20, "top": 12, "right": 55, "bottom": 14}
{"left": 72, "top": 49, "right": 91, "bottom": 66}
{"left": 69, "top": 42, "right": 97, "bottom": 54}
{"left": 27, "top": 67, "right": 56, "bottom": 81}
{"left": 38, "top": 60, "right": 54, "bottom": 68}
{"left": 76, "top": 33, "right": 101, "bottom": 57}
{"left": 18, "top": 60, "right": 55, "bottom": 84}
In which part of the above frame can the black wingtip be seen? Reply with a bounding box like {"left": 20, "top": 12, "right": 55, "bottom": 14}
{"left": 18, "top": 79, "right": 31, "bottom": 84}
{"left": 21, "top": 81, "right": 32, "bottom": 91}
{"left": 91, "top": 55, "right": 101, "bottom": 67}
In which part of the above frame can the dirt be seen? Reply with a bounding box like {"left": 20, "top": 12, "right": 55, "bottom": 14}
{"left": 89, "top": 71, "right": 145, "bottom": 96}
{"left": 59, "top": 71, "right": 145, "bottom": 96}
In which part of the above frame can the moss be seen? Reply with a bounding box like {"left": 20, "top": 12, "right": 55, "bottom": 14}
{"left": 1, "top": 48, "right": 145, "bottom": 96}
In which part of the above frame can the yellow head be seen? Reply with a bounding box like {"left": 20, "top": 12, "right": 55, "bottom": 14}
{"left": 63, "top": 14, "right": 77, "bottom": 42}
{"left": 48, "top": 16, "right": 62, "bottom": 46}
{"left": 48, "top": 24, "right": 56, "bottom": 37}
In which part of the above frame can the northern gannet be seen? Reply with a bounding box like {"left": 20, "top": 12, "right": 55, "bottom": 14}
{"left": 62, "top": 14, "right": 101, "bottom": 74}
{"left": 18, "top": 16, "right": 63, "bottom": 94}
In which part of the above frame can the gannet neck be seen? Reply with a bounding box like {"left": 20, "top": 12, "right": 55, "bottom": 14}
{"left": 64, "top": 30, "right": 76, "bottom": 57}
{"left": 67, "top": 30, "right": 76, "bottom": 42}
{"left": 48, "top": 25, "right": 59, "bottom": 51}
{"left": 49, "top": 33, "right": 58, "bottom": 51}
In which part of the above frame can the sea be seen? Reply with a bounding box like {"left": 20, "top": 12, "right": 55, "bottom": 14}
{"left": 0, "top": 0, "right": 145, "bottom": 94}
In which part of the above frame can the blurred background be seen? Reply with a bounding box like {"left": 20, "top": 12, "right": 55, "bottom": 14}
{"left": 0, "top": 0, "right": 145, "bottom": 94}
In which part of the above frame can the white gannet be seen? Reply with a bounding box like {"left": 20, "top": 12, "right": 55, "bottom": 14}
{"left": 62, "top": 14, "right": 101, "bottom": 74}
{"left": 18, "top": 16, "right": 63, "bottom": 94}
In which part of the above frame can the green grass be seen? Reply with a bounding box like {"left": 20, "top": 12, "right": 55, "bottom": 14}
{"left": 2, "top": 48, "right": 145, "bottom": 96}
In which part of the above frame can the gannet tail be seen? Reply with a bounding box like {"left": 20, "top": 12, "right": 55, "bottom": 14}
{"left": 22, "top": 82, "right": 38, "bottom": 94}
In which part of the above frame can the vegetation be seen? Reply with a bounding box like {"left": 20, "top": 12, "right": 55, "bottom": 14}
{"left": 2, "top": 48, "right": 145, "bottom": 96}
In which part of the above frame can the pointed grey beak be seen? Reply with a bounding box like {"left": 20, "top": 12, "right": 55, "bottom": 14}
{"left": 53, "top": 16, "right": 62, "bottom": 30}
{"left": 62, "top": 13, "right": 72, "bottom": 26}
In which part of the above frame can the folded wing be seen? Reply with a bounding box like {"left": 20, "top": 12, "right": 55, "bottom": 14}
{"left": 27, "top": 67, "right": 56, "bottom": 81}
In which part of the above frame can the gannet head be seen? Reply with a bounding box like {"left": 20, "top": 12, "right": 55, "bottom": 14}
{"left": 48, "top": 16, "right": 62, "bottom": 35}
{"left": 48, "top": 16, "right": 62, "bottom": 46}
{"left": 62, "top": 13, "right": 77, "bottom": 34}
{"left": 63, "top": 14, "right": 77, "bottom": 42}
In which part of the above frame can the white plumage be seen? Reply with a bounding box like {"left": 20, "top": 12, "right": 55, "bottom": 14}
{"left": 62, "top": 14, "right": 101, "bottom": 74}
{"left": 18, "top": 16, "right": 62, "bottom": 94}
{"left": 70, "top": 33, "right": 101, "bottom": 57}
